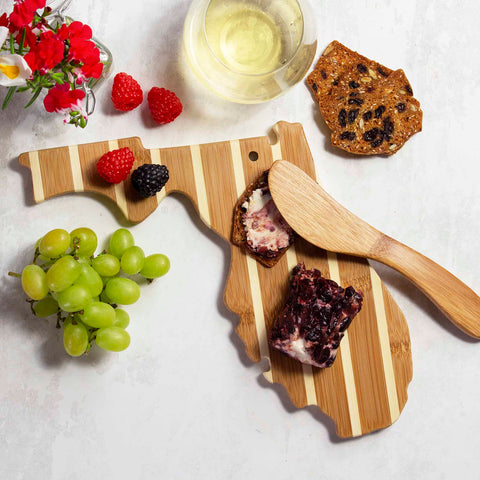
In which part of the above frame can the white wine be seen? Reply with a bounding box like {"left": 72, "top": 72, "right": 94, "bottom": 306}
{"left": 183, "top": 0, "right": 317, "bottom": 103}
{"left": 205, "top": 3, "right": 285, "bottom": 75}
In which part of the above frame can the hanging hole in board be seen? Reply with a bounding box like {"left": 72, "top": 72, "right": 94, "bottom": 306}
{"left": 248, "top": 151, "right": 259, "bottom": 162}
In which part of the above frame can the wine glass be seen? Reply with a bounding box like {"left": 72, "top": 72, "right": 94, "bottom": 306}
{"left": 183, "top": 0, "right": 317, "bottom": 104}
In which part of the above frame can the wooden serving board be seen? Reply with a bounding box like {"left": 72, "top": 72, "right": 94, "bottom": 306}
{"left": 18, "top": 121, "right": 413, "bottom": 438}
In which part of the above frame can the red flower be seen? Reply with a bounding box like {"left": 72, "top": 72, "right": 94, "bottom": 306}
{"left": 69, "top": 37, "right": 99, "bottom": 65}
{"left": 55, "top": 21, "right": 103, "bottom": 81}
{"left": 57, "top": 21, "right": 93, "bottom": 42}
{"left": 43, "top": 83, "right": 85, "bottom": 113}
{"left": 8, "top": 0, "right": 46, "bottom": 31}
{"left": 63, "top": 22, "right": 98, "bottom": 65}
{"left": 79, "top": 56, "right": 103, "bottom": 80}
{"left": 0, "top": 13, "right": 8, "bottom": 28}
{"left": 24, "top": 30, "right": 64, "bottom": 73}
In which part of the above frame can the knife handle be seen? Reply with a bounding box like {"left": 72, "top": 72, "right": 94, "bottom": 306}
{"left": 371, "top": 235, "right": 480, "bottom": 339}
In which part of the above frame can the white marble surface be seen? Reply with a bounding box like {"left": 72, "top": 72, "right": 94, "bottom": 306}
{"left": 1, "top": 0, "right": 480, "bottom": 478}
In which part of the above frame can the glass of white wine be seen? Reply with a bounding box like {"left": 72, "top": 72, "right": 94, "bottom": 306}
{"left": 183, "top": 0, "right": 317, "bottom": 104}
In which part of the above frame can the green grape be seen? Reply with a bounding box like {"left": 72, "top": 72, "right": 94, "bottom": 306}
{"left": 91, "top": 254, "right": 120, "bottom": 277}
{"left": 71, "top": 314, "right": 90, "bottom": 331}
{"left": 45, "top": 255, "right": 81, "bottom": 292}
{"left": 74, "top": 264, "right": 103, "bottom": 297}
{"left": 63, "top": 320, "right": 88, "bottom": 357}
{"left": 95, "top": 327, "right": 130, "bottom": 352}
{"left": 105, "top": 277, "right": 140, "bottom": 305}
{"left": 92, "top": 296, "right": 99, "bottom": 302}
{"left": 109, "top": 228, "right": 134, "bottom": 258}
{"left": 75, "top": 256, "right": 92, "bottom": 265}
{"left": 70, "top": 227, "right": 97, "bottom": 256}
{"left": 120, "top": 246, "right": 145, "bottom": 275}
{"left": 100, "top": 289, "right": 112, "bottom": 304}
{"left": 80, "top": 301, "right": 115, "bottom": 328}
{"left": 36, "top": 254, "right": 51, "bottom": 263}
{"left": 57, "top": 284, "right": 92, "bottom": 312}
{"left": 34, "top": 238, "right": 50, "bottom": 262}
{"left": 140, "top": 254, "right": 170, "bottom": 279}
{"left": 113, "top": 308, "right": 130, "bottom": 329}
{"left": 33, "top": 296, "right": 59, "bottom": 317}
{"left": 39, "top": 229, "right": 71, "bottom": 258}
{"left": 21, "top": 264, "right": 48, "bottom": 300}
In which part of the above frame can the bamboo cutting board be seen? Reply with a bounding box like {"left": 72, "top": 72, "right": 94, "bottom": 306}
{"left": 18, "top": 121, "right": 413, "bottom": 438}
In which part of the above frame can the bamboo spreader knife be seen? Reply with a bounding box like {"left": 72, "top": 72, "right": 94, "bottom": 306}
{"left": 269, "top": 160, "right": 480, "bottom": 339}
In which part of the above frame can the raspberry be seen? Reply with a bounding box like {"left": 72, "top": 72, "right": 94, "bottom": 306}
{"left": 96, "top": 147, "right": 135, "bottom": 184}
{"left": 147, "top": 87, "right": 182, "bottom": 124}
{"left": 131, "top": 164, "right": 169, "bottom": 198}
{"left": 111, "top": 73, "right": 143, "bottom": 111}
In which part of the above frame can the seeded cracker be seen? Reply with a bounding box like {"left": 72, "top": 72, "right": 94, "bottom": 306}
{"left": 307, "top": 41, "right": 423, "bottom": 156}
{"left": 307, "top": 40, "right": 394, "bottom": 101}
{"left": 319, "top": 67, "right": 412, "bottom": 131}
{"left": 326, "top": 70, "right": 422, "bottom": 155}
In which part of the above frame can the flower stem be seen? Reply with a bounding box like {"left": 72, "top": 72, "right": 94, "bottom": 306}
{"left": 18, "top": 28, "right": 27, "bottom": 55}
{"left": 9, "top": 34, "right": 14, "bottom": 54}
{"left": 2, "top": 87, "right": 17, "bottom": 110}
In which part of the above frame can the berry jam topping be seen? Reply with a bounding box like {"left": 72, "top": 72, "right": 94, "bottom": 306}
{"left": 270, "top": 263, "right": 363, "bottom": 368}
{"left": 242, "top": 187, "right": 294, "bottom": 256}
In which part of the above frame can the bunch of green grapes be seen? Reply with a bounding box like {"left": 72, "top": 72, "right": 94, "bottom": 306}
{"left": 10, "top": 228, "right": 170, "bottom": 357}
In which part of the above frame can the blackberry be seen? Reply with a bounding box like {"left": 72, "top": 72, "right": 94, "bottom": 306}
{"left": 131, "top": 164, "right": 169, "bottom": 198}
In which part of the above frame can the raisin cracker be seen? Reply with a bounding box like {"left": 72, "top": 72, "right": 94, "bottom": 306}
{"left": 307, "top": 40, "right": 393, "bottom": 101}
{"left": 324, "top": 69, "right": 422, "bottom": 155}
{"left": 319, "top": 67, "right": 412, "bottom": 130}
{"left": 307, "top": 41, "right": 423, "bottom": 156}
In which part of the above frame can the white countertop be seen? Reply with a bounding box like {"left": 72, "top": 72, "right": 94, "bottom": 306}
{"left": 1, "top": 0, "right": 480, "bottom": 478}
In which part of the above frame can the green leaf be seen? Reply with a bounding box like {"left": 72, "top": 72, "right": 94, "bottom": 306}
{"left": 50, "top": 73, "right": 66, "bottom": 85}
{"left": 24, "top": 87, "right": 42, "bottom": 108}
{"left": 39, "top": 77, "right": 54, "bottom": 88}
{"left": 16, "top": 86, "right": 30, "bottom": 93}
{"left": 2, "top": 87, "right": 17, "bottom": 110}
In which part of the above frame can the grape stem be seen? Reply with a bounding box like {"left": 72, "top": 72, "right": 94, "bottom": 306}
{"left": 8, "top": 271, "right": 21, "bottom": 278}
{"left": 27, "top": 299, "right": 36, "bottom": 316}
{"left": 56, "top": 312, "right": 66, "bottom": 329}
{"left": 39, "top": 258, "right": 61, "bottom": 270}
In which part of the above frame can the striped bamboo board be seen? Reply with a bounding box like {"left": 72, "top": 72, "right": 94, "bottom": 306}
{"left": 18, "top": 121, "right": 413, "bottom": 438}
